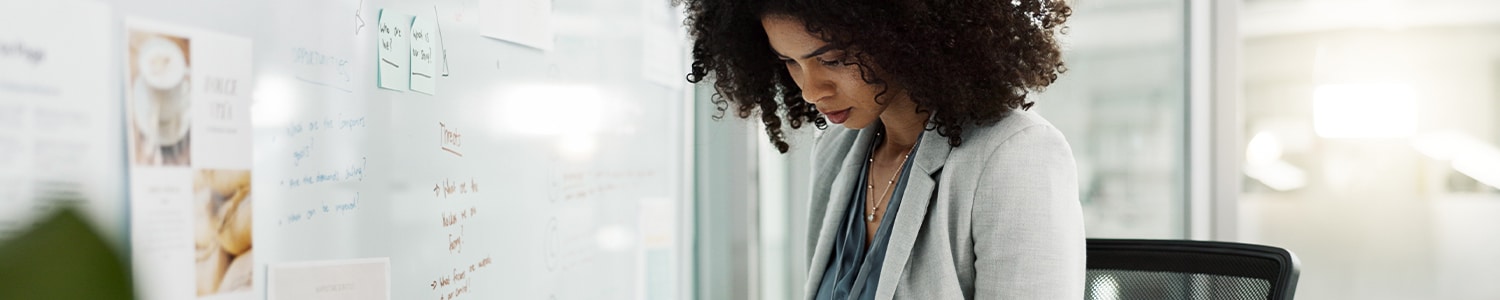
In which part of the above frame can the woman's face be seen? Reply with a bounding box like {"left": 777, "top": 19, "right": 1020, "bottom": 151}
{"left": 762, "top": 16, "right": 893, "bottom": 129}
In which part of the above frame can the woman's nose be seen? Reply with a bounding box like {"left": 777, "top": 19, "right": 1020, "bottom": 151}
{"left": 799, "top": 68, "right": 834, "bottom": 104}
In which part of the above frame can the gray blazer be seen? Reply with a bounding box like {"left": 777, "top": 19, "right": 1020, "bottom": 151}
{"left": 805, "top": 110, "right": 1085, "bottom": 299}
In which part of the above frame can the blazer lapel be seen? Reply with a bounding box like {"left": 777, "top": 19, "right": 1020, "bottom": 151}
{"left": 804, "top": 127, "right": 878, "bottom": 299}
{"left": 872, "top": 130, "right": 952, "bottom": 300}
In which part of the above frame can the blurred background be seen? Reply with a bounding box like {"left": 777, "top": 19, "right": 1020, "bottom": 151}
{"left": 1238, "top": 0, "right": 1500, "bottom": 299}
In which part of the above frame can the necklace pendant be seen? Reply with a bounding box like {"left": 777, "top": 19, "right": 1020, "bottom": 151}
{"left": 866, "top": 213, "right": 875, "bottom": 222}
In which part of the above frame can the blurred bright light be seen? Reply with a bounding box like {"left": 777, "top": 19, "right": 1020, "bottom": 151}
{"left": 495, "top": 84, "right": 609, "bottom": 136}
{"left": 1245, "top": 160, "right": 1308, "bottom": 192}
{"left": 1245, "top": 131, "right": 1306, "bottom": 191}
{"left": 1413, "top": 132, "right": 1500, "bottom": 189}
{"left": 1312, "top": 83, "right": 1417, "bottom": 139}
{"left": 251, "top": 75, "right": 297, "bottom": 128}
{"left": 1246, "top": 131, "right": 1285, "bottom": 165}
{"left": 1412, "top": 132, "right": 1488, "bottom": 161}
{"left": 1453, "top": 151, "right": 1500, "bottom": 190}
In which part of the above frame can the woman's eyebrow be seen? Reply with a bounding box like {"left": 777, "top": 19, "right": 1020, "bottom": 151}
{"left": 775, "top": 44, "right": 837, "bottom": 60}
{"left": 798, "top": 45, "right": 837, "bottom": 59}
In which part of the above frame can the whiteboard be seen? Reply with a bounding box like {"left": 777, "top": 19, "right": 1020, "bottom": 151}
{"left": 106, "top": 0, "right": 693, "bottom": 299}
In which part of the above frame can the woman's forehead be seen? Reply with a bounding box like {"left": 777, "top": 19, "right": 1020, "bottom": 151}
{"left": 761, "top": 16, "right": 830, "bottom": 57}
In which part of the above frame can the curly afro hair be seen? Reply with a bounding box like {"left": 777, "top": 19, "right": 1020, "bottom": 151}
{"left": 682, "top": 0, "right": 1071, "bottom": 153}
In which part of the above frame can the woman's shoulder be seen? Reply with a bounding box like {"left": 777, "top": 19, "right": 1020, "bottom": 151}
{"left": 954, "top": 109, "right": 1071, "bottom": 156}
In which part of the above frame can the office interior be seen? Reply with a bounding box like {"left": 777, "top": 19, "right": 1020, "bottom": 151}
{"left": 2, "top": 0, "right": 1498, "bottom": 299}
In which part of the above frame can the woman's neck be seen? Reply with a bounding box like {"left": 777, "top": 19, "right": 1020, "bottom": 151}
{"left": 876, "top": 100, "right": 929, "bottom": 154}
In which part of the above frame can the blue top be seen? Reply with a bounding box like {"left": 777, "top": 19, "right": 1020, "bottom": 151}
{"left": 813, "top": 132, "right": 920, "bottom": 300}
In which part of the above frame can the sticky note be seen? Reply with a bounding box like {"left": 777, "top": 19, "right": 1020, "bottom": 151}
{"left": 376, "top": 9, "right": 411, "bottom": 91}
{"left": 409, "top": 15, "right": 436, "bottom": 95}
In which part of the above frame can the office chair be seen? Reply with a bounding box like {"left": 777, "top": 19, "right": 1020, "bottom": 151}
{"left": 1085, "top": 239, "right": 1300, "bottom": 300}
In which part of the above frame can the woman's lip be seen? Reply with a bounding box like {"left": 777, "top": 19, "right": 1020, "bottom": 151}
{"left": 822, "top": 108, "right": 851, "bottom": 124}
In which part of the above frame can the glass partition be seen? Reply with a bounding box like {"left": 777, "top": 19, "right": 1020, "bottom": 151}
{"left": 1047, "top": 0, "right": 1190, "bottom": 239}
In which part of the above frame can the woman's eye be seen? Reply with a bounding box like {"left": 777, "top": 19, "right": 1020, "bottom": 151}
{"left": 781, "top": 59, "right": 798, "bottom": 66}
{"left": 817, "top": 58, "right": 840, "bottom": 67}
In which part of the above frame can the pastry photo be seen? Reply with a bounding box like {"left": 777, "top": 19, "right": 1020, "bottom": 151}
{"left": 192, "top": 169, "right": 252, "bottom": 296}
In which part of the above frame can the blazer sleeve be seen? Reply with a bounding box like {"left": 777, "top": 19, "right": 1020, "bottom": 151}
{"left": 970, "top": 124, "right": 1085, "bottom": 299}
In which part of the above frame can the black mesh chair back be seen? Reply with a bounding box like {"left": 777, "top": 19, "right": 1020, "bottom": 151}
{"left": 1085, "top": 239, "right": 1300, "bottom": 300}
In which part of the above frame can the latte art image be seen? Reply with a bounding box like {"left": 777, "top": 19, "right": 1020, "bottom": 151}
{"left": 127, "top": 32, "right": 192, "bottom": 166}
{"left": 137, "top": 36, "right": 187, "bottom": 90}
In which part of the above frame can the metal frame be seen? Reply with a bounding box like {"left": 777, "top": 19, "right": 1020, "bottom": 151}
{"left": 1187, "top": 0, "right": 1241, "bottom": 241}
{"left": 1209, "top": 0, "right": 1242, "bottom": 241}
{"left": 679, "top": 67, "right": 697, "bottom": 300}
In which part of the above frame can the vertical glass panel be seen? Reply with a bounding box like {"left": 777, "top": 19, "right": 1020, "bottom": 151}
{"left": 757, "top": 127, "right": 813, "bottom": 300}
{"left": 1047, "top": 0, "right": 1189, "bottom": 238}
{"left": 694, "top": 84, "right": 758, "bottom": 300}
{"left": 1240, "top": 1, "right": 1500, "bottom": 298}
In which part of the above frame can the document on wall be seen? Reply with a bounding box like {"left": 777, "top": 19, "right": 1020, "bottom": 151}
{"left": 478, "top": 0, "right": 554, "bottom": 50}
{"left": 124, "top": 18, "right": 256, "bottom": 300}
{"left": 0, "top": 1, "right": 122, "bottom": 244}
{"left": 268, "top": 258, "right": 391, "bottom": 300}
{"left": 377, "top": 9, "right": 411, "bottom": 91}
{"left": 409, "top": 15, "right": 437, "bottom": 95}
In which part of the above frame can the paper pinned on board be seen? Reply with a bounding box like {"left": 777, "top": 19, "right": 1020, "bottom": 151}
{"left": 123, "top": 16, "right": 257, "bottom": 300}
{"left": 376, "top": 9, "right": 411, "bottom": 91}
{"left": 268, "top": 258, "right": 390, "bottom": 300}
{"left": 477, "top": 0, "right": 553, "bottom": 50}
{"left": 409, "top": 15, "right": 436, "bottom": 95}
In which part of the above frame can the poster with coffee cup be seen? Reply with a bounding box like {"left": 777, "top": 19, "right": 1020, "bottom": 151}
{"left": 127, "top": 30, "right": 193, "bottom": 166}
{"left": 126, "top": 18, "right": 255, "bottom": 300}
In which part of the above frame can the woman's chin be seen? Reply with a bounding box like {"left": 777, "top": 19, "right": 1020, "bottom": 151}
{"left": 836, "top": 119, "right": 875, "bottom": 130}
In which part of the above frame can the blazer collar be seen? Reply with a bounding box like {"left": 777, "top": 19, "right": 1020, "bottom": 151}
{"left": 804, "top": 121, "right": 955, "bottom": 300}
{"left": 910, "top": 126, "right": 952, "bottom": 177}
{"left": 804, "top": 125, "right": 879, "bottom": 300}
{"left": 871, "top": 126, "right": 951, "bottom": 300}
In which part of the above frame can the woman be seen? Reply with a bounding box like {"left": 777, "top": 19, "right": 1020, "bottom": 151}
{"left": 683, "top": 0, "right": 1082, "bottom": 299}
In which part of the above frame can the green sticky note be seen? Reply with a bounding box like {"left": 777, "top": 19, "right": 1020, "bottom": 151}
{"left": 409, "top": 15, "right": 437, "bottom": 95}
{"left": 377, "top": 9, "right": 412, "bottom": 91}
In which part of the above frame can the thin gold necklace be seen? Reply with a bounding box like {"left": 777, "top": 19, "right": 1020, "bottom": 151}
{"left": 867, "top": 131, "right": 916, "bottom": 223}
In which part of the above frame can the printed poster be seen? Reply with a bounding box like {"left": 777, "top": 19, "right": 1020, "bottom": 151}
{"left": 125, "top": 18, "right": 255, "bottom": 300}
